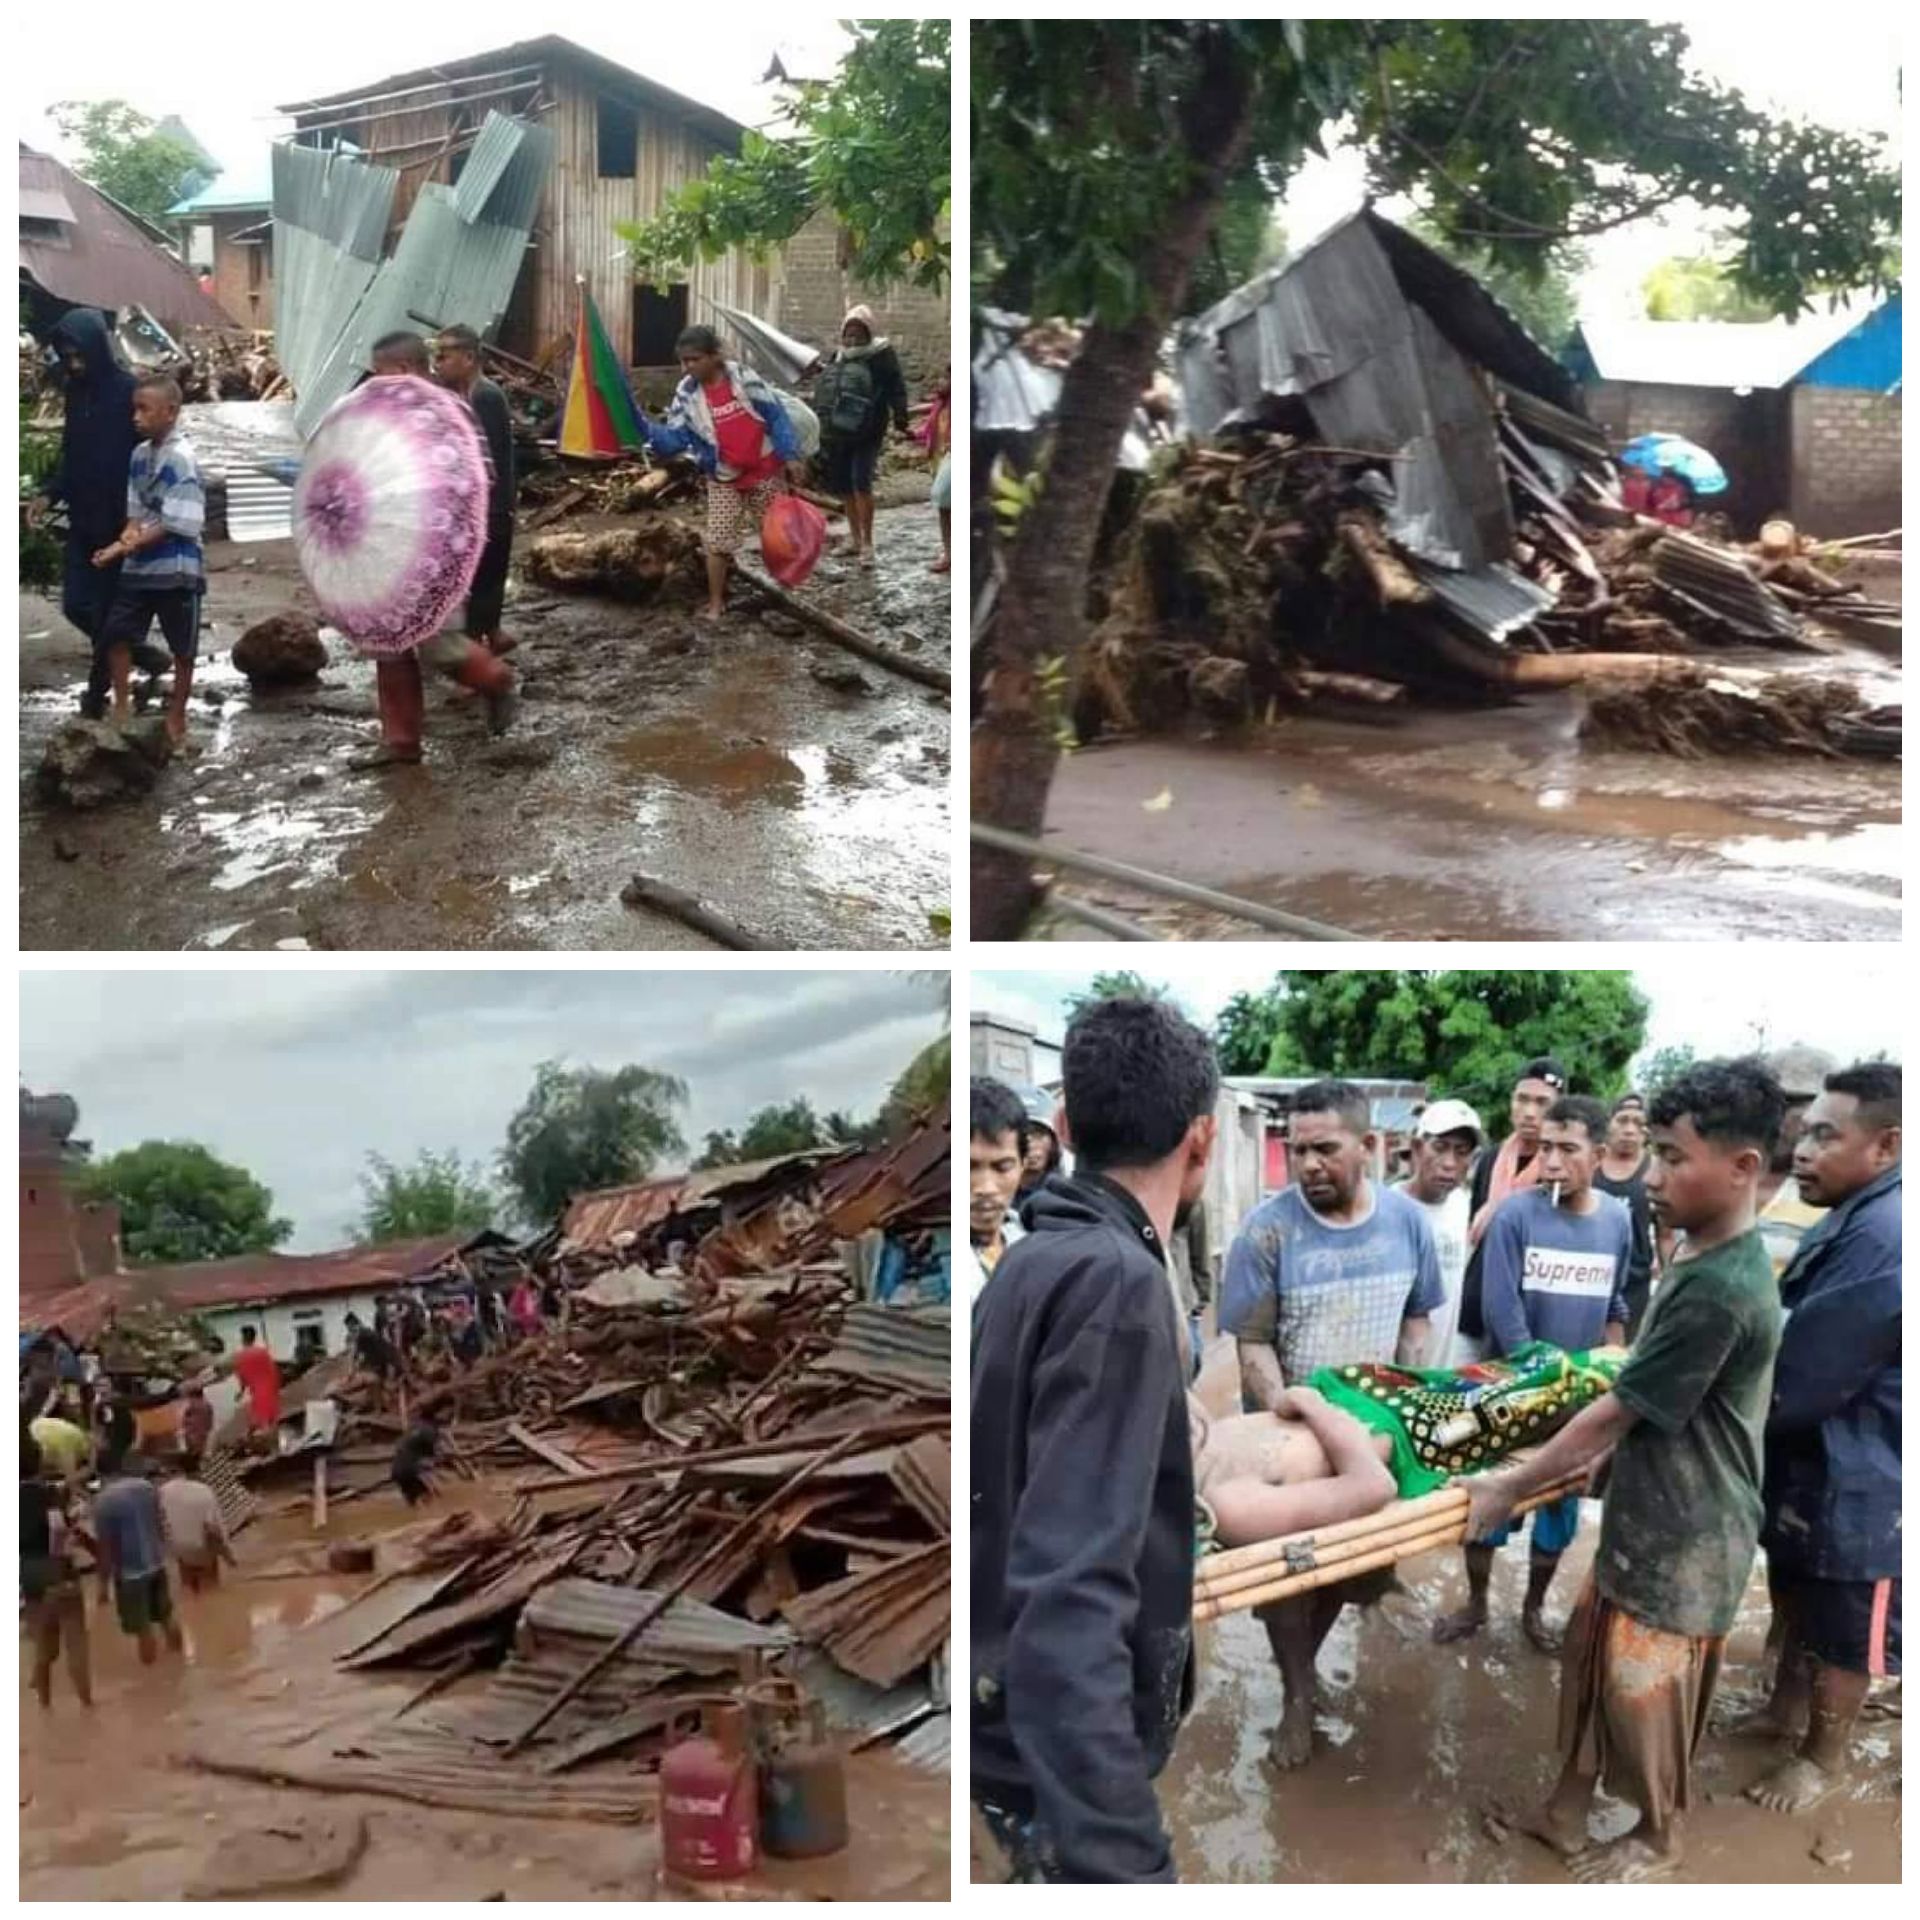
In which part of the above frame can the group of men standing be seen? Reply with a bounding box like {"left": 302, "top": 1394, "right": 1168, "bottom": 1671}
{"left": 970, "top": 997, "right": 1900, "bottom": 1883}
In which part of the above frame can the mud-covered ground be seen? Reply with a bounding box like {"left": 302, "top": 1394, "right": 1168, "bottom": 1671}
{"left": 20, "top": 1484, "right": 949, "bottom": 1901}
{"left": 20, "top": 498, "right": 950, "bottom": 952}
{"left": 1038, "top": 639, "right": 1900, "bottom": 943}
{"left": 972, "top": 1337, "right": 1900, "bottom": 1884}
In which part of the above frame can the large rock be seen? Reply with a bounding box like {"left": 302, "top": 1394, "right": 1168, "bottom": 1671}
{"left": 233, "top": 611, "right": 328, "bottom": 685}
{"left": 35, "top": 717, "right": 173, "bottom": 809}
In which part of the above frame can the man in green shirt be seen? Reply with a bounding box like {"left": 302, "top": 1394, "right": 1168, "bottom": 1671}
{"left": 1461, "top": 1058, "right": 1785, "bottom": 1883}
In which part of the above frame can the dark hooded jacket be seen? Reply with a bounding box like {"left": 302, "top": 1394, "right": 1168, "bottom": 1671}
{"left": 44, "top": 310, "right": 138, "bottom": 547}
{"left": 971, "top": 1171, "right": 1194, "bottom": 1882}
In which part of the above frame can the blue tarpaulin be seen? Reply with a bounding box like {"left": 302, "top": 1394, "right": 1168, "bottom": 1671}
{"left": 1619, "top": 432, "right": 1729, "bottom": 495}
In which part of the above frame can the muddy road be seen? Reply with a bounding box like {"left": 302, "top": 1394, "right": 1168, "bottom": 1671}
{"left": 20, "top": 1489, "right": 949, "bottom": 1901}
{"left": 972, "top": 1339, "right": 1900, "bottom": 1884}
{"left": 1041, "top": 645, "right": 1900, "bottom": 942}
{"left": 20, "top": 502, "right": 950, "bottom": 952}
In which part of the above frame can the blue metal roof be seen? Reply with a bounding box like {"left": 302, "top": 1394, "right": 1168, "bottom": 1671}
{"left": 1797, "top": 294, "right": 1902, "bottom": 392}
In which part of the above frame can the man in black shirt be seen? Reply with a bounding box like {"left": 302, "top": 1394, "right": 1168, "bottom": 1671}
{"left": 972, "top": 996, "right": 1220, "bottom": 1882}
{"left": 433, "top": 324, "right": 518, "bottom": 657}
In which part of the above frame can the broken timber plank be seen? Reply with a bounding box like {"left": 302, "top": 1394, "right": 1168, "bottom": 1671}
{"left": 734, "top": 564, "right": 950, "bottom": 692}
{"left": 506, "top": 1422, "right": 592, "bottom": 1478}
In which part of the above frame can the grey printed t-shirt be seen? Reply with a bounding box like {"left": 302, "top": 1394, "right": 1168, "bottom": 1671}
{"left": 1221, "top": 1182, "right": 1445, "bottom": 1380}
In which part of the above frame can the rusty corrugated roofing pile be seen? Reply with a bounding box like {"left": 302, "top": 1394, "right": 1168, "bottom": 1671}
{"left": 221, "top": 1114, "right": 951, "bottom": 1805}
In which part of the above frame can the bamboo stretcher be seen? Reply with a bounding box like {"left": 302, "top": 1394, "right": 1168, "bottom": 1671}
{"left": 1193, "top": 1452, "right": 1585, "bottom": 1623}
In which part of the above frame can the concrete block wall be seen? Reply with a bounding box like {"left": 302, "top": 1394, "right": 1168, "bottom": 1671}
{"left": 209, "top": 212, "right": 273, "bottom": 331}
{"left": 1790, "top": 385, "right": 1902, "bottom": 537}
{"left": 1585, "top": 380, "right": 1747, "bottom": 457}
{"left": 773, "top": 207, "right": 951, "bottom": 390}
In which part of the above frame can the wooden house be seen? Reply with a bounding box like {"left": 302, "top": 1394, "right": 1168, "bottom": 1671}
{"left": 279, "top": 35, "right": 776, "bottom": 376}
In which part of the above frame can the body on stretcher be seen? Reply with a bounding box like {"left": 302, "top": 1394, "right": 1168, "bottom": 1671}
{"left": 1193, "top": 1451, "right": 1587, "bottom": 1623}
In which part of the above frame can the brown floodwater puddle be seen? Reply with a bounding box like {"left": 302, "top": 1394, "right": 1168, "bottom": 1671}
{"left": 611, "top": 725, "right": 809, "bottom": 810}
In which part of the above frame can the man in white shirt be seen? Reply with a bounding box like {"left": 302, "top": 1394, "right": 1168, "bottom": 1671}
{"left": 1397, "top": 1098, "right": 1484, "bottom": 1364}
{"left": 158, "top": 1459, "right": 235, "bottom": 1592}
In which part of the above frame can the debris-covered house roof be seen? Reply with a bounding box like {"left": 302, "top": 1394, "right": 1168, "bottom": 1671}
{"left": 1177, "top": 209, "right": 1586, "bottom": 624}
{"left": 20, "top": 144, "right": 238, "bottom": 335}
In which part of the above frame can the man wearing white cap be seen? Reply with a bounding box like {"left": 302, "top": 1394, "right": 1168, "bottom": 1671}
{"left": 1397, "top": 1098, "right": 1484, "bottom": 1363}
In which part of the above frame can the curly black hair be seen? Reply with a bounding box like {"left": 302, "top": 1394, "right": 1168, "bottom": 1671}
{"left": 1063, "top": 996, "right": 1218, "bottom": 1171}
{"left": 1648, "top": 1055, "right": 1786, "bottom": 1152}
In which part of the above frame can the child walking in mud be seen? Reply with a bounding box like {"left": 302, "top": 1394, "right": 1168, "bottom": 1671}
{"left": 91, "top": 374, "right": 205, "bottom": 744}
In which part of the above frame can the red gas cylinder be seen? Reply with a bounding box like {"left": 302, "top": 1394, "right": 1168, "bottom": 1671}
{"left": 661, "top": 1704, "right": 759, "bottom": 1882}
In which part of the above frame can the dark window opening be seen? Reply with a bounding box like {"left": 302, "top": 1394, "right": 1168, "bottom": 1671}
{"left": 597, "top": 96, "right": 638, "bottom": 179}
{"left": 633, "top": 282, "right": 689, "bottom": 364}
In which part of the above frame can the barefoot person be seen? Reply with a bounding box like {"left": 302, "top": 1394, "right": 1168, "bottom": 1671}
{"left": 815, "top": 306, "right": 909, "bottom": 568}
{"left": 972, "top": 996, "right": 1219, "bottom": 1882}
{"left": 1745, "top": 1061, "right": 1900, "bottom": 1816}
{"left": 1463, "top": 1058, "right": 1785, "bottom": 1883}
{"left": 1220, "top": 1080, "right": 1442, "bottom": 1768}
{"left": 642, "top": 325, "right": 807, "bottom": 623}
{"left": 93, "top": 1452, "right": 186, "bottom": 1666}
{"left": 21, "top": 1435, "right": 95, "bottom": 1710}
{"left": 92, "top": 374, "right": 205, "bottom": 743}
{"left": 159, "top": 1455, "right": 236, "bottom": 1593}
{"left": 1434, "top": 1095, "right": 1630, "bottom": 1655}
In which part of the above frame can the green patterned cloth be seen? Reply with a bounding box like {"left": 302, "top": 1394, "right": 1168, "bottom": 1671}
{"left": 1309, "top": 1342, "right": 1624, "bottom": 1498}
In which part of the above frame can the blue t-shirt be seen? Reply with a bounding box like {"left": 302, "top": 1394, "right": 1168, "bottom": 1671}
{"left": 1221, "top": 1182, "right": 1445, "bottom": 1380}
{"left": 91, "top": 1474, "right": 168, "bottom": 1581}
{"left": 1480, "top": 1185, "right": 1633, "bottom": 1356}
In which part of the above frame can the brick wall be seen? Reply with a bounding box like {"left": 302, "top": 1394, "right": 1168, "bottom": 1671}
{"left": 210, "top": 211, "right": 273, "bottom": 332}
{"left": 1790, "top": 385, "right": 1902, "bottom": 538}
{"left": 1582, "top": 380, "right": 1792, "bottom": 535}
{"left": 773, "top": 207, "right": 951, "bottom": 391}
{"left": 20, "top": 1147, "right": 119, "bottom": 1305}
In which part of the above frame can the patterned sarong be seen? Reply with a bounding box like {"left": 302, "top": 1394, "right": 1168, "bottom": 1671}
{"left": 1309, "top": 1341, "right": 1624, "bottom": 1497}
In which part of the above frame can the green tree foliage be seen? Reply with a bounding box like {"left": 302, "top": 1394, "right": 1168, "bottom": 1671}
{"left": 50, "top": 101, "right": 201, "bottom": 226}
{"left": 1186, "top": 174, "right": 1289, "bottom": 313}
{"left": 618, "top": 19, "right": 949, "bottom": 294}
{"left": 1642, "top": 254, "right": 1777, "bottom": 322}
{"left": 1633, "top": 1042, "right": 1699, "bottom": 1097}
{"left": 1064, "top": 970, "right": 1168, "bottom": 1018}
{"left": 499, "top": 1061, "right": 688, "bottom": 1226}
{"left": 73, "top": 1141, "right": 292, "bottom": 1266}
{"left": 1214, "top": 984, "right": 1290, "bottom": 1075}
{"left": 1249, "top": 971, "right": 1650, "bottom": 1133}
{"left": 356, "top": 1149, "right": 497, "bottom": 1244}
{"left": 876, "top": 1032, "right": 950, "bottom": 1138}
{"left": 1404, "top": 212, "right": 1585, "bottom": 351}
{"left": 692, "top": 1097, "right": 846, "bottom": 1169}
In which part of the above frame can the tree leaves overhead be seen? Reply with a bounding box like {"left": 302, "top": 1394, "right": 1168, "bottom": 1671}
{"left": 50, "top": 100, "right": 202, "bottom": 227}
{"left": 618, "top": 19, "right": 949, "bottom": 293}
{"left": 1210, "top": 971, "right": 1651, "bottom": 1135}
{"left": 357, "top": 1149, "right": 497, "bottom": 1245}
{"left": 72, "top": 1141, "right": 292, "bottom": 1267}
{"left": 974, "top": 19, "right": 1900, "bottom": 325}
{"left": 498, "top": 1060, "right": 688, "bottom": 1227}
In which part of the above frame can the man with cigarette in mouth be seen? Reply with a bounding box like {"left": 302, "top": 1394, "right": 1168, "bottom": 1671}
{"left": 1434, "top": 1094, "right": 1631, "bottom": 1652}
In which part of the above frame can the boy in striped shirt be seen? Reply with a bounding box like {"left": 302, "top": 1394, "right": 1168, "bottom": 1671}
{"left": 92, "top": 374, "right": 204, "bottom": 743}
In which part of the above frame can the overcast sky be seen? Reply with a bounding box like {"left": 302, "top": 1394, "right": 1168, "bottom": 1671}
{"left": 21, "top": 970, "right": 943, "bottom": 1251}
{"left": 974, "top": 961, "right": 1904, "bottom": 1078}
{"left": 1276, "top": 14, "right": 1902, "bottom": 316}
{"left": 15, "top": 4, "right": 853, "bottom": 187}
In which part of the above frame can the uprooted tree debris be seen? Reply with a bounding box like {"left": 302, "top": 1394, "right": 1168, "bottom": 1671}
{"left": 197, "top": 1118, "right": 952, "bottom": 1823}
{"left": 1581, "top": 665, "right": 1901, "bottom": 760}
{"left": 1079, "top": 430, "right": 1903, "bottom": 755}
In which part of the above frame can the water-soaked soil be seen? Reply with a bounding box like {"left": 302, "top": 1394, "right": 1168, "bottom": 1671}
{"left": 1040, "top": 645, "right": 1900, "bottom": 942}
{"left": 19, "top": 504, "right": 951, "bottom": 952}
{"left": 970, "top": 1339, "right": 1900, "bottom": 1884}
{"left": 20, "top": 1489, "right": 949, "bottom": 1901}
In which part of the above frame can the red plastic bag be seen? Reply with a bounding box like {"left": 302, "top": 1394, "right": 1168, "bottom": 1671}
{"left": 760, "top": 492, "right": 827, "bottom": 588}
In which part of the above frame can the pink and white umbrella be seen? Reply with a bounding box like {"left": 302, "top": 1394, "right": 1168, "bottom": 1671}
{"left": 293, "top": 375, "right": 489, "bottom": 656}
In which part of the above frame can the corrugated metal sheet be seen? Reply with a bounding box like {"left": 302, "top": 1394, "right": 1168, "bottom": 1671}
{"left": 1650, "top": 534, "right": 1806, "bottom": 643}
{"left": 1413, "top": 559, "right": 1557, "bottom": 643}
{"left": 711, "top": 301, "right": 822, "bottom": 386}
{"left": 560, "top": 1177, "right": 685, "bottom": 1252}
{"left": 791, "top": 1648, "right": 933, "bottom": 1743}
{"left": 814, "top": 1305, "right": 949, "bottom": 1399}
{"left": 451, "top": 114, "right": 528, "bottom": 225}
{"left": 21, "top": 146, "right": 238, "bottom": 335}
{"left": 972, "top": 311, "right": 1062, "bottom": 434}
{"left": 220, "top": 467, "right": 295, "bottom": 543}
{"left": 1797, "top": 294, "right": 1902, "bottom": 393}
{"left": 894, "top": 1711, "right": 950, "bottom": 1773}
{"left": 289, "top": 115, "right": 552, "bottom": 435}
{"left": 272, "top": 140, "right": 396, "bottom": 429}
{"left": 523, "top": 1576, "right": 793, "bottom": 1654}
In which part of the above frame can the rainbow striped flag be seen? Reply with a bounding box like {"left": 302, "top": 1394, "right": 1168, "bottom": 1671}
{"left": 559, "top": 285, "right": 649, "bottom": 457}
